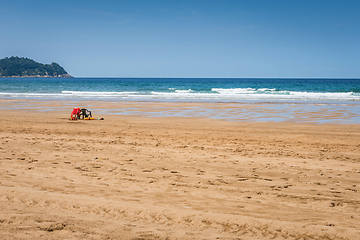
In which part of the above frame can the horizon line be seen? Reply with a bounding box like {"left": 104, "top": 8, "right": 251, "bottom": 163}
{"left": 73, "top": 76, "right": 360, "bottom": 79}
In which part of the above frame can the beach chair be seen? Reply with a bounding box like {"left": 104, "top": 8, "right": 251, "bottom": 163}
{"left": 79, "top": 108, "right": 92, "bottom": 120}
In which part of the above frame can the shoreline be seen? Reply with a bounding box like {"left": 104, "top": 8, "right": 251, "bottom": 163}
{"left": 1, "top": 98, "right": 359, "bottom": 124}
{"left": 1, "top": 78, "right": 360, "bottom": 103}
{"left": 0, "top": 74, "right": 73, "bottom": 78}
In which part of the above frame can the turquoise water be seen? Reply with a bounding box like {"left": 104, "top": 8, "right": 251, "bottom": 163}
{"left": 1, "top": 78, "right": 359, "bottom": 102}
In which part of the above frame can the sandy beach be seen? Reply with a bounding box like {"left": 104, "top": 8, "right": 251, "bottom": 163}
{"left": 1, "top": 100, "right": 360, "bottom": 239}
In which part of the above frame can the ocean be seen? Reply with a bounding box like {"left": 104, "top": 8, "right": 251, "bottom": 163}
{"left": 1, "top": 78, "right": 359, "bottom": 123}
{"left": 0, "top": 78, "right": 359, "bottom": 102}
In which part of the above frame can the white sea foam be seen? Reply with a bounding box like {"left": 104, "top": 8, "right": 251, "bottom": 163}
{"left": 62, "top": 91, "right": 138, "bottom": 96}
{"left": 210, "top": 88, "right": 358, "bottom": 101}
{"left": 150, "top": 91, "right": 213, "bottom": 99}
{"left": 1, "top": 88, "right": 359, "bottom": 102}
{"left": 0, "top": 92, "right": 66, "bottom": 98}
{"left": 175, "top": 89, "right": 194, "bottom": 93}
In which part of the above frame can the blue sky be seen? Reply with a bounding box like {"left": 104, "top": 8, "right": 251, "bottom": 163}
{"left": 1, "top": 0, "right": 359, "bottom": 78}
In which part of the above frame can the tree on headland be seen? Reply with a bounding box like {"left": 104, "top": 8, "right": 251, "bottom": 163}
{"left": 0, "top": 56, "right": 72, "bottom": 77}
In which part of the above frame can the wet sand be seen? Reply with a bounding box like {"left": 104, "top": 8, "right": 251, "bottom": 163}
{"left": 0, "top": 100, "right": 360, "bottom": 239}
{"left": 1, "top": 99, "right": 360, "bottom": 124}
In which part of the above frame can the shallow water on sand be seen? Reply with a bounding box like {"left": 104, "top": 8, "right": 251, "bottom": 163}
{"left": 1, "top": 99, "right": 359, "bottom": 124}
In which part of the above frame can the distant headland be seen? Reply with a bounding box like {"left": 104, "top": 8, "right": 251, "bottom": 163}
{"left": 0, "top": 56, "right": 73, "bottom": 78}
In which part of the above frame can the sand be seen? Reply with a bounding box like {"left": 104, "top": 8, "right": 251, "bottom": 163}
{"left": 0, "top": 101, "right": 360, "bottom": 239}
